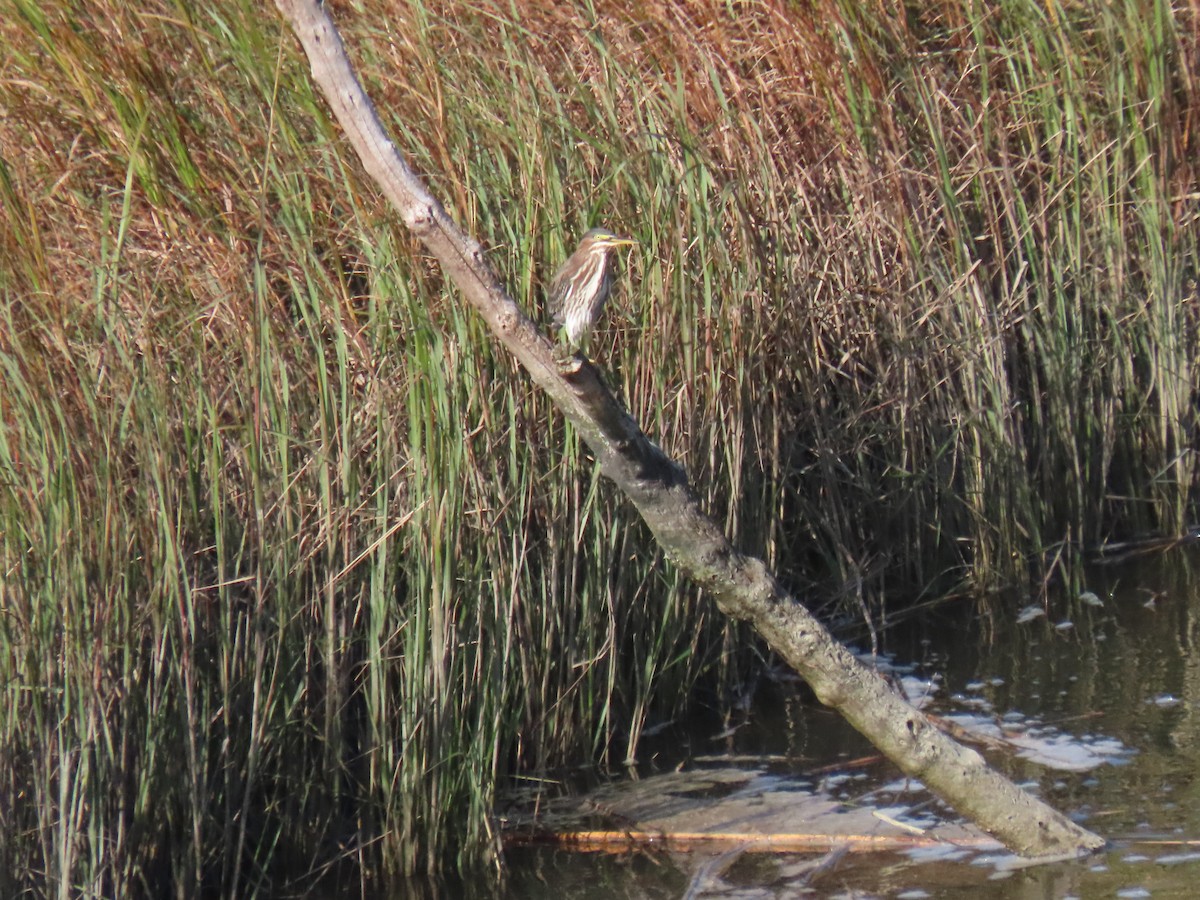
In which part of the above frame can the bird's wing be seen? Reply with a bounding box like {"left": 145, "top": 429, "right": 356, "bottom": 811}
{"left": 547, "top": 270, "right": 569, "bottom": 326}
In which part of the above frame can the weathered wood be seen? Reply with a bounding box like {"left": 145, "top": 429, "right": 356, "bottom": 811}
{"left": 272, "top": 0, "right": 1106, "bottom": 860}
{"left": 506, "top": 829, "right": 1004, "bottom": 854}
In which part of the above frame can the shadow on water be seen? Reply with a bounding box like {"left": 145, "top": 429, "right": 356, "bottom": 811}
{"left": 485, "top": 547, "right": 1200, "bottom": 898}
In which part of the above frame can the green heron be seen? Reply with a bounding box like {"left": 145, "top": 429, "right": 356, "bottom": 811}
{"left": 548, "top": 227, "right": 635, "bottom": 352}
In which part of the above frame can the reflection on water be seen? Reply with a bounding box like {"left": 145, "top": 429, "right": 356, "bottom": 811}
{"left": 494, "top": 548, "right": 1200, "bottom": 898}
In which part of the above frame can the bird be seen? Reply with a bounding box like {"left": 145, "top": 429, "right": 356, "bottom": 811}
{"left": 547, "top": 227, "right": 636, "bottom": 353}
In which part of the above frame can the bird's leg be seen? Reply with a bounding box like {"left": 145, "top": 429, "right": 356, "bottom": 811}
{"left": 552, "top": 331, "right": 578, "bottom": 364}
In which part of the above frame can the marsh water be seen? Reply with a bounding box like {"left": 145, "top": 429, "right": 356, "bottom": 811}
{"left": 484, "top": 547, "right": 1200, "bottom": 897}
{"left": 410, "top": 547, "right": 1200, "bottom": 898}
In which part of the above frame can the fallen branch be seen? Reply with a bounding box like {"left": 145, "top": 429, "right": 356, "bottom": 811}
{"left": 504, "top": 828, "right": 1003, "bottom": 854}
{"left": 272, "top": 0, "right": 1106, "bottom": 860}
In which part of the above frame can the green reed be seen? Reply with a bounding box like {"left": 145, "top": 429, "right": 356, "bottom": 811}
{"left": 0, "top": 0, "right": 1195, "bottom": 892}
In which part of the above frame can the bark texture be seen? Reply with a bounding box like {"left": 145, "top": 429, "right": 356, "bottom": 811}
{"left": 273, "top": 0, "right": 1106, "bottom": 860}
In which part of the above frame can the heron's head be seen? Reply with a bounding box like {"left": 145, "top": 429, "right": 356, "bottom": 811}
{"left": 578, "top": 227, "right": 635, "bottom": 253}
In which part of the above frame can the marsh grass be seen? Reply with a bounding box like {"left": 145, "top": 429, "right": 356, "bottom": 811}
{"left": 0, "top": 0, "right": 1196, "bottom": 892}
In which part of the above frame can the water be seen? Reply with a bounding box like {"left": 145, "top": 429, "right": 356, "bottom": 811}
{"left": 493, "top": 548, "right": 1200, "bottom": 898}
